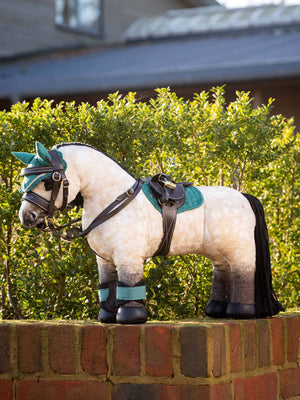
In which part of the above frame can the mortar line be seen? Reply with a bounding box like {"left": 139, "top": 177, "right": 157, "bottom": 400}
{"left": 140, "top": 326, "right": 146, "bottom": 376}
{"left": 74, "top": 325, "right": 82, "bottom": 375}
{"left": 106, "top": 326, "right": 114, "bottom": 379}
{"left": 10, "top": 324, "right": 18, "bottom": 400}
{"left": 172, "top": 326, "right": 181, "bottom": 378}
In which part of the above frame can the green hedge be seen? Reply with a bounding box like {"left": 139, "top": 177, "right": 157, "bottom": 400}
{"left": 0, "top": 87, "right": 299, "bottom": 320}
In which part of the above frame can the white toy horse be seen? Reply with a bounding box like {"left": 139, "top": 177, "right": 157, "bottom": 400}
{"left": 13, "top": 142, "right": 284, "bottom": 324}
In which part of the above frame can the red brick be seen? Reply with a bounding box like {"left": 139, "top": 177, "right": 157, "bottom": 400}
{"left": 271, "top": 318, "right": 284, "bottom": 365}
{"left": 112, "top": 326, "right": 141, "bottom": 376}
{"left": 228, "top": 323, "right": 242, "bottom": 373}
{"left": 164, "top": 384, "right": 210, "bottom": 400}
{"left": 0, "top": 325, "right": 10, "bottom": 373}
{"left": 165, "top": 384, "right": 210, "bottom": 400}
{"left": 212, "top": 325, "right": 226, "bottom": 377}
{"left": 17, "top": 324, "right": 43, "bottom": 373}
{"left": 180, "top": 325, "right": 209, "bottom": 377}
{"left": 145, "top": 326, "right": 173, "bottom": 377}
{"left": 81, "top": 325, "right": 107, "bottom": 375}
{"left": 0, "top": 380, "right": 13, "bottom": 400}
{"left": 18, "top": 380, "right": 109, "bottom": 400}
{"left": 257, "top": 320, "right": 271, "bottom": 367}
{"left": 112, "top": 384, "right": 210, "bottom": 400}
{"left": 234, "top": 373, "right": 278, "bottom": 400}
{"left": 279, "top": 367, "right": 300, "bottom": 399}
{"left": 243, "top": 320, "right": 256, "bottom": 371}
{"left": 286, "top": 317, "right": 299, "bottom": 363}
{"left": 18, "top": 380, "right": 58, "bottom": 400}
{"left": 64, "top": 381, "right": 109, "bottom": 400}
{"left": 48, "top": 325, "right": 75, "bottom": 374}
{"left": 211, "top": 383, "right": 232, "bottom": 400}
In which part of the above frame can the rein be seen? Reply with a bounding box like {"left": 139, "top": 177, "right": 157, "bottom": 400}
{"left": 21, "top": 150, "right": 144, "bottom": 241}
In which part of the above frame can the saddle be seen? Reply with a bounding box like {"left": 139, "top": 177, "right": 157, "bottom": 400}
{"left": 148, "top": 173, "right": 193, "bottom": 256}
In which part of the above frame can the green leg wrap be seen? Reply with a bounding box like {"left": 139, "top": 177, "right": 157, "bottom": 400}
{"left": 98, "top": 281, "right": 118, "bottom": 323}
{"left": 116, "top": 280, "right": 147, "bottom": 324}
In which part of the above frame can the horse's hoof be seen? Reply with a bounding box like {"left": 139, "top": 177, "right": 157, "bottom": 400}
{"left": 226, "top": 302, "right": 256, "bottom": 319}
{"left": 99, "top": 308, "right": 117, "bottom": 323}
{"left": 205, "top": 300, "right": 228, "bottom": 318}
{"left": 116, "top": 306, "right": 148, "bottom": 324}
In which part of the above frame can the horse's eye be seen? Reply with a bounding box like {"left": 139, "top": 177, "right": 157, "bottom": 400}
{"left": 43, "top": 177, "right": 53, "bottom": 191}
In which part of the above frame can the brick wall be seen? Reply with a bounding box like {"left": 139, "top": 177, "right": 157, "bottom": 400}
{"left": 0, "top": 314, "right": 299, "bottom": 400}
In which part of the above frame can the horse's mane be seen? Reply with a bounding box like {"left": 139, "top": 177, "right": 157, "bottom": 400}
{"left": 55, "top": 142, "right": 136, "bottom": 178}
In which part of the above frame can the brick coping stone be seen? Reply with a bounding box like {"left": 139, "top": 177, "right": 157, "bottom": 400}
{"left": 0, "top": 312, "right": 299, "bottom": 400}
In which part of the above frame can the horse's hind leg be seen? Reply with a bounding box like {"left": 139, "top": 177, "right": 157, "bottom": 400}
{"left": 226, "top": 263, "right": 256, "bottom": 318}
{"left": 97, "top": 257, "right": 118, "bottom": 323}
{"left": 205, "top": 262, "right": 256, "bottom": 319}
{"left": 205, "top": 262, "right": 232, "bottom": 318}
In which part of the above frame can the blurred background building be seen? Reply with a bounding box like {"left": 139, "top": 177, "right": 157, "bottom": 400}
{"left": 1, "top": 0, "right": 300, "bottom": 129}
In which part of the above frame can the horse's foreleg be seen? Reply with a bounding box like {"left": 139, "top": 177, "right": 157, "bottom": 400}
{"left": 226, "top": 264, "right": 256, "bottom": 318}
{"left": 205, "top": 262, "right": 232, "bottom": 318}
{"left": 97, "top": 256, "right": 118, "bottom": 323}
{"left": 114, "top": 260, "right": 147, "bottom": 324}
{"left": 97, "top": 256, "right": 117, "bottom": 283}
{"left": 116, "top": 263, "right": 144, "bottom": 286}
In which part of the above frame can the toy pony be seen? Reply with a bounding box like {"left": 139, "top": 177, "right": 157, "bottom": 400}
{"left": 13, "top": 142, "right": 284, "bottom": 323}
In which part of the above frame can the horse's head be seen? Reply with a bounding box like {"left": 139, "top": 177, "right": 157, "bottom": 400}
{"left": 13, "top": 142, "right": 69, "bottom": 230}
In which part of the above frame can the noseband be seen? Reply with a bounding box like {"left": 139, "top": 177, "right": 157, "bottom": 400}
{"left": 21, "top": 150, "right": 144, "bottom": 240}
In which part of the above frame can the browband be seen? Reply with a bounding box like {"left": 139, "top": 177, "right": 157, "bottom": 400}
{"left": 21, "top": 166, "right": 56, "bottom": 176}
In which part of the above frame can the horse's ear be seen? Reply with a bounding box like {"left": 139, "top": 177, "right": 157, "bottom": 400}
{"left": 12, "top": 152, "right": 35, "bottom": 165}
{"left": 35, "top": 141, "right": 51, "bottom": 164}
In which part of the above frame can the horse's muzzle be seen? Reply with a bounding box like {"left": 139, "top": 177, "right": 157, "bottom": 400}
{"left": 19, "top": 201, "right": 48, "bottom": 230}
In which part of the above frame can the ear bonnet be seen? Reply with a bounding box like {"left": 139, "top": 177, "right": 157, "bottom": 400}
{"left": 12, "top": 142, "right": 67, "bottom": 192}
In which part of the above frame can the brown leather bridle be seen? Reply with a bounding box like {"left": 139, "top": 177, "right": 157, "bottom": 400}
{"left": 21, "top": 149, "right": 144, "bottom": 241}
{"left": 21, "top": 149, "right": 69, "bottom": 228}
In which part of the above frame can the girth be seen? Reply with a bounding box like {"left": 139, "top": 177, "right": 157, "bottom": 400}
{"left": 148, "top": 173, "right": 193, "bottom": 256}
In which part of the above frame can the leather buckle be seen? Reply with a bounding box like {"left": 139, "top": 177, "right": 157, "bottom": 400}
{"left": 126, "top": 188, "right": 134, "bottom": 196}
{"left": 63, "top": 178, "right": 69, "bottom": 188}
{"left": 52, "top": 172, "right": 61, "bottom": 181}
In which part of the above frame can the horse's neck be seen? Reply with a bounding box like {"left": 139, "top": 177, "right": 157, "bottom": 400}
{"left": 62, "top": 145, "right": 135, "bottom": 211}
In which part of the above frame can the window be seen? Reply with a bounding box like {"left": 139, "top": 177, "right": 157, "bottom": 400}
{"left": 55, "top": 0, "right": 103, "bottom": 36}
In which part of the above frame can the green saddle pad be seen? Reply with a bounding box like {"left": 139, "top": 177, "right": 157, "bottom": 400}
{"left": 142, "top": 183, "right": 204, "bottom": 214}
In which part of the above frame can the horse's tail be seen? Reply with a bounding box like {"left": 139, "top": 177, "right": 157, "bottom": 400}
{"left": 242, "top": 193, "right": 285, "bottom": 318}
